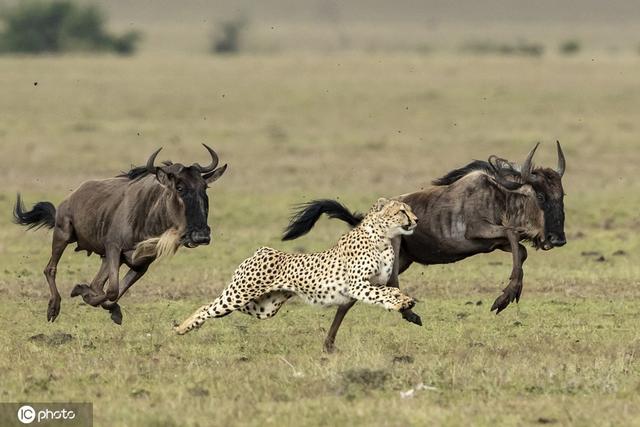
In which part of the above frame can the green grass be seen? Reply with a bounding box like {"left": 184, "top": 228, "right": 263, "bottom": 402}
{"left": 0, "top": 51, "right": 639, "bottom": 426}
{"left": 2, "top": 298, "right": 639, "bottom": 426}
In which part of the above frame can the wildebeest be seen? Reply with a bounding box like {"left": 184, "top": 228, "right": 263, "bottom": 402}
{"left": 282, "top": 142, "right": 566, "bottom": 352}
{"left": 13, "top": 145, "right": 227, "bottom": 324}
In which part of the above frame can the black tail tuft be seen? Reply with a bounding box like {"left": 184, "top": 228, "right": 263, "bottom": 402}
{"left": 282, "top": 199, "right": 364, "bottom": 241}
{"left": 13, "top": 194, "right": 56, "bottom": 230}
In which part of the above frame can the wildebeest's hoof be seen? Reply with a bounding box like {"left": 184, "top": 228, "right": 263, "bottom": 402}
{"left": 491, "top": 293, "right": 507, "bottom": 313}
{"left": 47, "top": 298, "right": 60, "bottom": 322}
{"left": 491, "top": 291, "right": 516, "bottom": 314}
{"left": 323, "top": 340, "right": 337, "bottom": 354}
{"left": 70, "top": 284, "right": 90, "bottom": 298}
{"left": 401, "top": 309, "right": 422, "bottom": 326}
{"left": 109, "top": 304, "right": 123, "bottom": 325}
{"left": 491, "top": 280, "right": 523, "bottom": 314}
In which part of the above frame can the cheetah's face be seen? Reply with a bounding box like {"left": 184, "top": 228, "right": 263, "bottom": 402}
{"left": 378, "top": 200, "right": 418, "bottom": 237}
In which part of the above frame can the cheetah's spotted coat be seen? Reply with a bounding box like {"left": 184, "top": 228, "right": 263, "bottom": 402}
{"left": 174, "top": 199, "right": 418, "bottom": 339}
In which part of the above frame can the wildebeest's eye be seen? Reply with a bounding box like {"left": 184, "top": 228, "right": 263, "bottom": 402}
{"left": 536, "top": 192, "right": 545, "bottom": 202}
{"left": 176, "top": 184, "right": 185, "bottom": 193}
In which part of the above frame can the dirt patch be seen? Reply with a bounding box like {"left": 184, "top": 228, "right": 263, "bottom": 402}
{"left": 187, "top": 386, "right": 209, "bottom": 397}
{"left": 342, "top": 368, "right": 389, "bottom": 389}
{"left": 130, "top": 388, "right": 150, "bottom": 399}
{"left": 29, "top": 332, "right": 74, "bottom": 346}
{"left": 581, "top": 251, "right": 602, "bottom": 257}
{"left": 392, "top": 355, "right": 414, "bottom": 364}
{"left": 23, "top": 374, "right": 58, "bottom": 393}
{"left": 580, "top": 251, "right": 607, "bottom": 262}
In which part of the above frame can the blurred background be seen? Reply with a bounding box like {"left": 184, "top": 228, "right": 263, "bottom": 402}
{"left": 3, "top": 0, "right": 637, "bottom": 54}
{"left": 0, "top": 1, "right": 639, "bottom": 54}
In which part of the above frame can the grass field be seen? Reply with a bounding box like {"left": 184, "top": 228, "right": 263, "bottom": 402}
{"left": 1, "top": 45, "right": 639, "bottom": 426}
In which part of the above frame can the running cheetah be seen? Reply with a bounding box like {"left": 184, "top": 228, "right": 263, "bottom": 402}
{"left": 174, "top": 198, "right": 419, "bottom": 349}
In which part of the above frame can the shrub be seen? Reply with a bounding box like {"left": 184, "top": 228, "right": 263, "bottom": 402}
{"left": 211, "top": 17, "right": 247, "bottom": 54}
{"left": 0, "top": 0, "right": 141, "bottom": 54}
{"left": 559, "top": 40, "right": 581, "bottom": 55}
{"left": 461, "top": 40, "right": 544, "bottom": 57}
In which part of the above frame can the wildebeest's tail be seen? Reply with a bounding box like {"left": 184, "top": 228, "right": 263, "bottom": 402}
{"left": 13, "top": 194, "right": 56, "bottom": 230}
{"left": 282, "top": 199, "right": 364, "bottom": 241}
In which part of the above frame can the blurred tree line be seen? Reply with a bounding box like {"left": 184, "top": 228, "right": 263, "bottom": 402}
{"left": 0, "top": 0, "right": 140, "bottom": 54}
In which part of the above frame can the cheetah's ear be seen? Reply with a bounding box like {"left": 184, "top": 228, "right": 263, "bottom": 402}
{"left": 370, "top": 197, "right": 390, "bottom": 213}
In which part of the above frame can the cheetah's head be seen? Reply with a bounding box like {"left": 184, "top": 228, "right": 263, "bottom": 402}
{"left": 370, "top": 198, "right": 418, "bottom": 237}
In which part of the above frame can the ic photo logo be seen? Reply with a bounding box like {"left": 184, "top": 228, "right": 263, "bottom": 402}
{"left": 17, "top": 405, "right": 35, "bottom": 424}
{"left": 17, "top": 405, "right": 76, "bottom": 424}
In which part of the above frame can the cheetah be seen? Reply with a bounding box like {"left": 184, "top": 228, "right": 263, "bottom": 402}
{"left": 174, "top": 198, "right": 420, "bottom": 350}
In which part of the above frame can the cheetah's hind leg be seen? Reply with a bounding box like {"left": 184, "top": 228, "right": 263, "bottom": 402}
{"left": 174, "top": 278, "right": 276, "bottom": 335}
{"left": 173, "top": 303, "right": 214, "bottom": 335}
{"left": 239, "top": 290, "right": 294, "bottom": 319}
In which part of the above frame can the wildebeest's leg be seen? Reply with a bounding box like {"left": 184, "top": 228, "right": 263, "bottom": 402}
{"left": 491, "top": 238, "right": 528, "bottom": 314}
{"left": 81, "top": 246, "right": 121, "bottom": 307}
{"left": 43, "top": 220, "right": 73, "bottom": 322}
{"left": 70, "top": 257, "right": 108, "bottom": 299}
{"left": 324, "top": 300, "right": 356, "bottom": 353}
{"left": 102, "top": 264, "right": 149, "bottom": 306}
{"left": 100, "top": 263, "right": 151, "bottom": 325}
{"left": 104, "top": 246, "right": 121, "bottom": 302}
{"left": 465, "top": 223, "right": 525, "bottom": 313}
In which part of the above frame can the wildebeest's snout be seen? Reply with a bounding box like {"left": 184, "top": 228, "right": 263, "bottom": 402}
{"left": 190, "top": 227, "right": 211, "bottom": 245}
{"left": 547, "top": 232, "right": 566, "bottom": 247}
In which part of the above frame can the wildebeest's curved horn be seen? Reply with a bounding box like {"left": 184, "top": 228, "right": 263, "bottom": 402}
{"left": 193, "top": 144, "right": 219, "bottom": 173}
{"left": 492, "top": 174, "right": 524, "bottom": 191}
{"left": 146, "top": 147, "right": 162, "bottom": 173}
{"left": 520, "top": 142, "right": 540, "bottom": 182}
{"left": 488, "top": 155, "right": 517, "bottom": 175}
{"left": 556, "top": 140, "right": 565, "bottom": 177}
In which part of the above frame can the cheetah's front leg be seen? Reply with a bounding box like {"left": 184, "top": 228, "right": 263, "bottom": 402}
{"left": 347, "top": 280, "right": 418, "bottom": 320}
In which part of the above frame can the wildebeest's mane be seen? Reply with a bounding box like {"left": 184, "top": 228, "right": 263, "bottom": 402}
{"left": 118, "top": 160, "right": 174, "bottom": 180}
{"left": 432, "top": 157, "right": 523, "bottom": 187}
{"left": 431, "top": 160, "right": 496, "bottom": 186}
{"left": 118, "top": 166, "right": 149, "bottom": 180}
